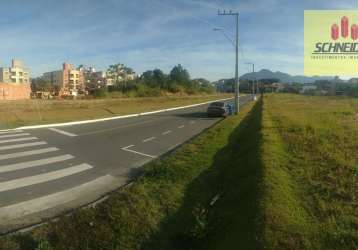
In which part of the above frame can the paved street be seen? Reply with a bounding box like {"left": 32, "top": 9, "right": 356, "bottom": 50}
{"left": 0, "top": 95, "right": 252, "bottom": 233}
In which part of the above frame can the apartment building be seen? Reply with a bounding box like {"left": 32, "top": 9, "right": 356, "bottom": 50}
{"left": 0, "top": 59, "right": 30, "bottom": 84}
{"left": 43, "top": 63, "right": 85, "bottom": 96}
{"left": 79, "top": 66, "right": 107, "bottom": 90}
{"left": 0, "top": 59, "right": 31, "bottom": 100}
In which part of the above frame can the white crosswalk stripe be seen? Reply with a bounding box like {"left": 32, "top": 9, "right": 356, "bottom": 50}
{"left": 0, "top": 175, "right": 117, "bottom": 222}
{"left": 0, "top": 154, "right": 74, "bottom": 173}
{"left": 0, "top": 137, "right": 38, "bottom": 144}
{"left": 0, "top": 141, "right": 47, "bottom": 151}
{"left": 0, "top": 130, "right": 108, "bottom": 230}
{"left": 0, "top": 163, "right": 92, "bottom": 192}
{"left": 0, "top": 133, "right": 30, "bottom": 139}
{"left": 0, "top": 130, "right": 23, "bottom": 135}
{"left": 0, "top": 147, "right": 58, "bottom": 160}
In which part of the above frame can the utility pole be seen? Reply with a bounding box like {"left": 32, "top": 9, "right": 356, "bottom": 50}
{"left": 245, "top": 62, "right": 257, "bottom": 101}
{"left": 251, "top": 63, "right": 256, "bottom": 101}
{"left": 218, "top": 10, "right": 239, "bottom": 114}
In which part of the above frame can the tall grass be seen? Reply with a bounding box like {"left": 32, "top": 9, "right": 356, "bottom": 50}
{"left": 264, "top": 94, "right": 358, "bottom": 248}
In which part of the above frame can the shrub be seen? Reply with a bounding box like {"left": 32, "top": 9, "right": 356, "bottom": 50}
{"left": 135, "top": 84, "right": 162, "bottom": 97}
{"left": 92, "top": 88, "right": 108, "bottom": 98}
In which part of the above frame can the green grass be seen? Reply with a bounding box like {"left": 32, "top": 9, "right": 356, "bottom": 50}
{"left": 0, "top": 94, "right": 357, "bottom": 249}
{"left": 263, "top": 94, "right": 358, "bottom": 248}
{"left": 0, "top": 94, "right": 231, "bottom": 128}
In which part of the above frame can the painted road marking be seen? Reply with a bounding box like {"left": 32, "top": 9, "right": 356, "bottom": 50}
{"left": 49, "top": 128, "right": 77, "bottom": 137}
{"left": 0, "top": 130, "right": 23, "bottom": 135}
{"left": 142, "top": 137, "right": 156, "bottom": 143}
{"left": 0, "top": 175, "right": 117, "bottom": 221}
{"left": 168, "top": 143, "right": 181, "bottom": 151}
{"left": 189, "top": 121, "right": 196, "bottom": 124}
{"left": 78, "top": 119, "right": 157, "bottom": 137}
{"left": 0, "top": 163, "right": 93, "bottom": 192}
{"left": 122, "top": 145, "right": 156, "bottom": 158}
{"left": 178, "top": 125, "right": 185, "bottom": 129}
{"left": 0, "top": 147, "right": 59, "bottom": 161}
{"left": 0, "top": 133, "right": 30, "bottom": 139}
{"left": 0, "top": 141, "right": 47, "bottom": 151}
{"left": 14, "top": 97, "right": 233, "bottom": 131}
{"left": 0, "top": 154, "right": 74, "bottom": 174}
{"left": 0, "top": 137, "right": 38, "bottom": 144}
{"left": 162, "top": 130, "right": 172, "bottom": 135}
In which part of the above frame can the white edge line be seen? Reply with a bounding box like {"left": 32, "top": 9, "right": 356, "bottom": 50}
{"left": 49, "top": 128, "right": 77, "bottom": 137}
{"left": 162, "top": 130, "right": 171, "bottom": 135}
{"left": 168, "top": 143, "right": 181, "bottom": 151}
{"left": 10, "top": 97, "right": 233, "bottom": 131}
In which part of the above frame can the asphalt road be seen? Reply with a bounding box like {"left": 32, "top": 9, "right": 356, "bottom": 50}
{"left": 0, "top": 95, "right": 252, "bottom": 233}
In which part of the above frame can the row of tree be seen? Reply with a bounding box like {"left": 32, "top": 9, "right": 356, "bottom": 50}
{"left": 31, "top": 64, "right": 215, "bottom": 97}
{"left": 108, "top": 64, "right": 215, "bottom": 95}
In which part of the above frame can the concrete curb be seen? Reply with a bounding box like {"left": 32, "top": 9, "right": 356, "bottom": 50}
{"left": 4, "top": 97, "right": 234, "bottom": 131}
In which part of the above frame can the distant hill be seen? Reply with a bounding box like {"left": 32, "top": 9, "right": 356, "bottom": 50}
{"left": 239, "top": 69, "right": 333, "bottom": 83}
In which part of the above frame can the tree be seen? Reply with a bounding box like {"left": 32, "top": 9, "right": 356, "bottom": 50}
{"left": 139, "top": 69, "right": 168, "bottom": 89}
{"left": 153, "top": 69, "right": 167, "bottom": 88}
{"left": 169, "top": 64, "right": 190, "bottom": 86}
{"left": 107, "top": 63, "right": 135, "bottom": 84}
{"left": 140, "top": 70, "right": 155, "bottom": 87}
{"left": 31, "top": 78, "right": 57, "bottom": 92}
{"left": 123, "top": 66, "right": 134, "bottom": 75}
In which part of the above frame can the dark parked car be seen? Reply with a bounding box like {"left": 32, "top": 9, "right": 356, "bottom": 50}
{"left": 207, "top": 102, "right": 232, "bottom": 117}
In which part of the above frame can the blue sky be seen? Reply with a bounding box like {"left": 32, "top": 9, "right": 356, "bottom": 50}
{"left": 0, "top": 0, "right": 357, "bottom": 81}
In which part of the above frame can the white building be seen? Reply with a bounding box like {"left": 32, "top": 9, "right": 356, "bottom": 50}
{"left": 0, "top": 59, "right": 30, "bottom": 84}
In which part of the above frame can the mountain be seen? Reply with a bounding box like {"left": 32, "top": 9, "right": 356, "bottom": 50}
{"left": 239, "top": 69, "right": 333, "bottom": 83}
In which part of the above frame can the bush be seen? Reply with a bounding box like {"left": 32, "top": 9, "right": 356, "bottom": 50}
{"left": 92, "top": 88, "right": 108, "bottom": 98}
{"left": 135, "top": 84, "right": 162, "bottom": 97}
{"left": 185, "top": 87, "right": 199, "bottom": 95}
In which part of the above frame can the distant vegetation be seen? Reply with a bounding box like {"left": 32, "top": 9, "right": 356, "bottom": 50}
{"left": 31, "top": 64, "right": 216, "bottom": 98}
{"left": 217, "top": 69, "right": 358, "bottom": 97}
{"left": 107, "top": 64, "right": 215, "bottom": 97}
{"left": 217, "top": 77, "right": 358, "bottom": 97}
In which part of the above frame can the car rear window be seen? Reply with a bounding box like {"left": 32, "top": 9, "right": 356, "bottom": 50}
{"left": 210, "top": 102, "right": 224, "bottom": 107}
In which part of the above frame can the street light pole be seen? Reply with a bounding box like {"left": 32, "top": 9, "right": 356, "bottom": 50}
{"left": 245, "top": 62, "right": 257, "bottom": 101}
{"left": 218, "top": 10, "right": 239, "bottom": 115}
